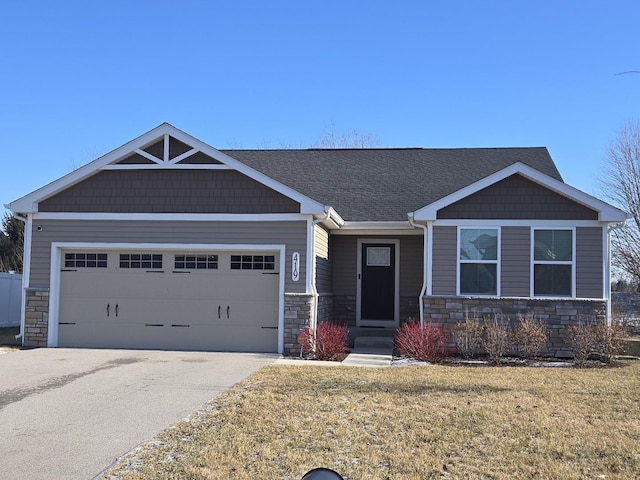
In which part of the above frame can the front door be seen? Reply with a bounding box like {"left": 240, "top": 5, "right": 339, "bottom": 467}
{"left": 358, "top": 240, "right": 399, "bottom": 327}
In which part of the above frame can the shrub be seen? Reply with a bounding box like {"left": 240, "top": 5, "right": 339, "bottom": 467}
{"left": 513, "top": 313, "right": 548, "bottom": 359}
{"left": 297, "top": 322, "right": 348, "bottom": 361}
{"left": 315, "top": 322, "right": 349, "bottom": 361}
{"left": 394, "top": 320, "right": 449, "bottom": 362}
{"left": 297, "top": 327, "right": 314, "bottom": 357}
{"left": 567, "top": 322, "right": 597, "bottom": 367}
{"left": 593, "top": 320, "right": 628, "bottom": 363}
{"left": 453, "top": 313, "right": 483, "bottom": 359}
{"left": 482, "top": 315, "right": 510, "bottom": 364}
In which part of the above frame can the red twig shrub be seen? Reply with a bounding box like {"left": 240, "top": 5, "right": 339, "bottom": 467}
{"left": 394, "top": 320, "right": 449, "bottom": 362}
{"left": 316, "top": 322, "right": 348, "bottom": 361}
{"left": 298, "top": 322, "right": 348, "bottom": 361}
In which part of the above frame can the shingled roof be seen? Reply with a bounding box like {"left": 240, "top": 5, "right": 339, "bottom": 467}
{"left": 222, "top": 147, "right": 562, "bottom": 222}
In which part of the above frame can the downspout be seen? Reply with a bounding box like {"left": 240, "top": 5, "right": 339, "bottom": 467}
{"left": 10, "top": 212, "right": 28, "bottom": 341}
{"left": 408, "top": 213, "right": 427, "bottom": 328}
{"left": 311, "top": 208, "right": 332, "bottom": 333}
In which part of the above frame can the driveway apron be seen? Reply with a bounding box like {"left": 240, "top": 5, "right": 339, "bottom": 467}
{"left": 0, "top": 348, "right": 276, "bottom": 480}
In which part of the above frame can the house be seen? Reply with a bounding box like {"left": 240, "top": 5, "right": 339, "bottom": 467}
{"left": 6, "top": 123, "right": 628, "bottom": 356}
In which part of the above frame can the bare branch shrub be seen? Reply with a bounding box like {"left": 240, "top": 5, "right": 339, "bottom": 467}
{"left": 567, "top": 323, "right": 597, "bottom": 367}
{"left": 453, "top": 312, "right": 483, "bottom": 359}
{"left": 482, "top": 315, "right": 510, "bottom": 364}
{"left": 593, "top": 320, "right": 629, "bottom": 363}
{"left": 513, "top": 313, "right": 548, "bottom": 359}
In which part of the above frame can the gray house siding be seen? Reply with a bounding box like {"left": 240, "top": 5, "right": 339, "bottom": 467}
{"left": 432, "top": 226, "right": 457, "bottom": 295}
{"left": 28, "top": 220, "right": 308, "bottom": 293}
{"left": 576, "top": 227, "right": 604, "bottom": 298}
{"left": 38, "top": 170, "right": 300, "bottom": 214}
{"left": 437, "top": 174, "right": 599, "bottom": 220}
{"left": 314, "top": 225, "right": 331, "bottom": 294}
{"left": 331, "top": 236, "right": 357, "bottom": 296}
{"left": 501, "top": 226, "right": 530, "bottom": 297}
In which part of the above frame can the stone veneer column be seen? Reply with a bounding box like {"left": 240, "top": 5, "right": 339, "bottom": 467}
{"left": 24, "top": 288, "right": 49, "bottom": 347}
{"left": 283, "top": 294, "right": 314, "bottom": 356}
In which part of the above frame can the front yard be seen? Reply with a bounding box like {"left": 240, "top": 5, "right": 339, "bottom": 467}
{"left": 106, "top": 361, "right": 640, "bottom": 480}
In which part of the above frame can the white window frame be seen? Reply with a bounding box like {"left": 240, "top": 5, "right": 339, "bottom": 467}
{"left": 530, "top": 227, "right": 576, "bottom": 298}
{"left": 456, "top": 227, "right": 501, "bottom": 296}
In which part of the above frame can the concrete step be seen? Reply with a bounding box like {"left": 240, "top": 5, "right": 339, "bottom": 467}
{"left": 353, "top": 336, "right": 394, "bottom": 354}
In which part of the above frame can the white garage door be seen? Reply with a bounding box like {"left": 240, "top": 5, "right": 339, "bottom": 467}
{"left": 57, "top": 250, "right": 279, "bottom": 352}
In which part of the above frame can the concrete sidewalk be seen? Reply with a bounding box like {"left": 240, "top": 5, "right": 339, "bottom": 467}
{"left": 275, "top": 341, "right": 393, "bottom": 368}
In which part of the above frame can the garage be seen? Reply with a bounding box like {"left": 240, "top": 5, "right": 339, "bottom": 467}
{"left": 56, "top": 249, "right": 280, "bottom": 352}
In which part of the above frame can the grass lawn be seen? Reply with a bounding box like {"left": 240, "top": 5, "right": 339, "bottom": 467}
{"left": 107, "top": 361, "right": 640, "bottom": 480}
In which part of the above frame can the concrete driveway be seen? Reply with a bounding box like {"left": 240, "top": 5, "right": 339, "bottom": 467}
{"left": 0, "top": 348, "right": 277, "bottom": 479}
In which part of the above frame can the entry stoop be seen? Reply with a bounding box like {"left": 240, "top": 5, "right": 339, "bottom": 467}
{"left": 352, "top": 336, "right": 394, "bottom": 354}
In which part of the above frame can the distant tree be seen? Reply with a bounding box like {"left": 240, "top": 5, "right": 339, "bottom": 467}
{"left": 0, "top": 212, "right": 24, "bottom": 273}
{"left": 600, "top": 121, "right": 640, "bottom": 290}
{"left": 311, "top": 122, "right": 381, "bottom": 148}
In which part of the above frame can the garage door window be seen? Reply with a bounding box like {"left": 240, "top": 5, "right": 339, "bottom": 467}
{"left": 119, "top": 253, "right": 163, "bottom": 269}
{"left": 65, "top": 253, "right": 108, "bottom": 268}
{"left": 174, "top": 254, "right": 218, "bottom": 270}
{"left": 231, "top": 255, "right": 275, "bottom": 270}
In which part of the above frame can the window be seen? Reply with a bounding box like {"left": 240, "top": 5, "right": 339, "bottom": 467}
{"left": 65, "top": 253, "right": 108, "bottom": 268}
{"left": 174, "top": 254, "right": 218, "bottom": 270}
{"left": 230, "top": 255, "right": 275, "bottom": 270}
{"left": 119, "top": 253, "right": 163, "bottom": 269}
{"left": 458, "top": 228, "right": 499, "bottom": 295}
{"left": 533, "top": 229, "right": 573, "bottom": 296}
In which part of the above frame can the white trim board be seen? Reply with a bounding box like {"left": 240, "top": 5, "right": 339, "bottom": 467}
{"left": 47, "top": 242, "right": 286, "bottom": 354}
{"left": 32, "top": 212, "right": 309, "bottom": 222}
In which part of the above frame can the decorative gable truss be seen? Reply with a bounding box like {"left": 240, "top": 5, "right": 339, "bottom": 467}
{"left": 106, "top": 133, "right": 228, "bottom": 169}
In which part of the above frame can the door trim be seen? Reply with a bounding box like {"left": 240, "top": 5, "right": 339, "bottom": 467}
{"left": 49, "top": 242, "right": 286, "bottom": 353}
{"left": 356, "top": 238, "right": 400, "bottom": 327}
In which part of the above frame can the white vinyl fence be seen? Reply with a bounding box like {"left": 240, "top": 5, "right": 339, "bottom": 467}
{"left": 0, "top": 272, "right": 22, "bottom": 327}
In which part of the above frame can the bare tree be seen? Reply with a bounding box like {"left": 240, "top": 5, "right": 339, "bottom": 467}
{"left": 600, "top": 121, "right": 640, "bottom": 288}
{"left": 311, "top": 122, "right": 381, "bottom": 149}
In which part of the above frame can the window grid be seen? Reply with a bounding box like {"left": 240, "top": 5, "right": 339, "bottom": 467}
{"left": 119, "top": 253, "right": 163, "bottom": 269}
{"left": 174, "top": 254, "right": 218, "bottom": 270}
{"left": 230, "top": 255, "right": 275, "bottom": 270}
{"left": 65, "top": 253, "right": 108, "bottom": 268}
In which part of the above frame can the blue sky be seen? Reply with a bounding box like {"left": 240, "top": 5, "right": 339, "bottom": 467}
{"left": 1, "top": 1, "right": 639, "bottom": 207}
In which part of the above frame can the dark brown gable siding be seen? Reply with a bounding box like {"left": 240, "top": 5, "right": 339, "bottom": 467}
{"left": 437, "top": 174, "right": 598, "bottom": 220}
{"left": 38, "top": 170, "right": 300, "bottom": 214}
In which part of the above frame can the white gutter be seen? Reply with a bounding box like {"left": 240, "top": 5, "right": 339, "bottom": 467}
{"left": 408, "top": 213, "right": 427, "bottom": 328}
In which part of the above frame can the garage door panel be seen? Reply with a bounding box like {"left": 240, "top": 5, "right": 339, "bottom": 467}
{"left": 58, "top": 249, "right": 280, "bottom": 352}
